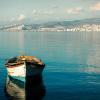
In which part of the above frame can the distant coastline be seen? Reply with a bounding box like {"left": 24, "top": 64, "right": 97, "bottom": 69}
{"left": 0, "top": 18, "right": 100, "bottom": 32}
{"left": 0, "top": 24, "right": 100, "bottom": 32}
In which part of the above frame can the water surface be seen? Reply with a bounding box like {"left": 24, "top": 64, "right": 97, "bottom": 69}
{"left": 0, "top": 32, "right": 100, "bottom": 100}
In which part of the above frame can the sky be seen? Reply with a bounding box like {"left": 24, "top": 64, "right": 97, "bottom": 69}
{"left": 0, "top": 0, "right": 100, "bottom": 23}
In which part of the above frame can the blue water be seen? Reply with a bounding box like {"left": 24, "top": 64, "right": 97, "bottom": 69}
{"left": 0, "top": 32, "right": 100, "bottom": 100}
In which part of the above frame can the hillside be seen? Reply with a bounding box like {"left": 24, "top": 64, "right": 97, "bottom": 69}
{"left": 0, "top": 18, "right": 100, "bottom": 32}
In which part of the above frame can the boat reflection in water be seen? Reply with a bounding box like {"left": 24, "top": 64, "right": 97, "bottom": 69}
{"left": 5, "top": 74, "right": 46, "bottom": 100}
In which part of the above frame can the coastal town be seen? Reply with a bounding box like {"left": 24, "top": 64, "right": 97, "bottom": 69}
{"left": 35, "top": 24, "right": 100, "bottom": 32}
{"left": 0, "top": 24, "right": 100, "bottom": 32}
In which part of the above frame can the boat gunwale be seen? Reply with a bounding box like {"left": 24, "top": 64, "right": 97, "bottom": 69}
{"left": 5, "top": 56, "right": 45, "bottom": 68}
{"left": 5, "top": 62, "right": 24, "bottom": 68}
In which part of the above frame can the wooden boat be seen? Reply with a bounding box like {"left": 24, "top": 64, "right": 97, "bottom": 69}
{"left": 5, "top": 56, "right": 45, "bottom": 82}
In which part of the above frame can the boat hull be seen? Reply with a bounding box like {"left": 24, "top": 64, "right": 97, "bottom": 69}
{"left": 6, "top": 63, "right": 44, "bottom": 82}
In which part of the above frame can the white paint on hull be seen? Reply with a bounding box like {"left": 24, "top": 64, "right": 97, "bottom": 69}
{"left": 7, "top": 63, "right": 43, "bottom": 78}
{"left": 7, "top": 64, "right": 26, "bottom": 77}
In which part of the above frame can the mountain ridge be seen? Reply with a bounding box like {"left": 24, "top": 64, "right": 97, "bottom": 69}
{"left": 0, "top": 18, "right": 100, "bottom": 31}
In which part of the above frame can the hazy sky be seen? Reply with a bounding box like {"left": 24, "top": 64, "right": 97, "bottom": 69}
{"left": 0, "top": 0, "right": 100, "bottom": 23}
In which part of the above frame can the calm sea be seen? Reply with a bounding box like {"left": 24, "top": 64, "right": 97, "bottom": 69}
{"left": 0, "top": 32, "right": 100, "bottom": 100}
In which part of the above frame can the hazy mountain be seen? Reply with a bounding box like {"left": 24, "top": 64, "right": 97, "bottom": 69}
{"left": 0, "top": 18, "right": 100, "bottom": 31}
{"left": 41, "top": 18, "right": 100, "bottom": 27}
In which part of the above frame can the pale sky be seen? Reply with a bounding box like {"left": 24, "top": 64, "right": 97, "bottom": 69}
{"left": 0, "top": 0, "right": 100, "bottom": 23}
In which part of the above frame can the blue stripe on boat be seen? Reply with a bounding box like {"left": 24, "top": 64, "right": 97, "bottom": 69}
{"left": 9, "top": 76, "right": 25, "bottom": 82}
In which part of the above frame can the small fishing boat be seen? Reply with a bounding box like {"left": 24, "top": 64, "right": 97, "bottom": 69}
{"left": 5, "top": 56, "right": 45, "bottom": 82}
